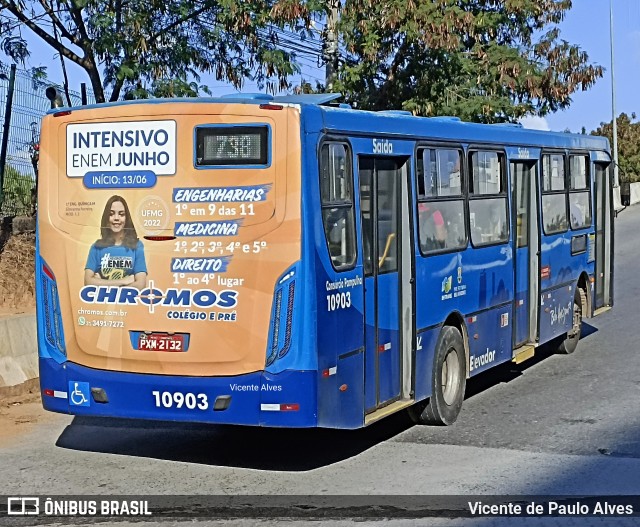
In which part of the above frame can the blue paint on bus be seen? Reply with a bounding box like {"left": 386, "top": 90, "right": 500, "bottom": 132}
{"left": 38, "top": 95, "right": 613, "bottom": 429}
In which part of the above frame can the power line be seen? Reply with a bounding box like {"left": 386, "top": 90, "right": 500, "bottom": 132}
{"left": 4, "top": 8, "right": 331, "bottom": 94}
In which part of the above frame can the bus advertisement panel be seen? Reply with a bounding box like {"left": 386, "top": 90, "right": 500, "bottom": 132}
{"left": 37, "top": 102, "right": 312, "bottom": 425}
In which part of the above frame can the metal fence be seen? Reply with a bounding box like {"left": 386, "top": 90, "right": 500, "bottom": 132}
{"left": 0, "top": 64, "right": 95, "bottom": 217}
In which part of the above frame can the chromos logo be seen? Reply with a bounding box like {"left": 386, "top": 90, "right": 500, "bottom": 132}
{"left": 80, "top": 280, "right": 238, "bottom": 314}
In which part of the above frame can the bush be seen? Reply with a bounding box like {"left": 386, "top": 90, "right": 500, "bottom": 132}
{"left": 1, "top": 164, "right": 34, "bottom": 216}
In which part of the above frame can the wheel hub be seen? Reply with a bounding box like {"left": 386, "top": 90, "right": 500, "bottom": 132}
{"left": 441, "top": 348, "right": 460, "bottom": 406}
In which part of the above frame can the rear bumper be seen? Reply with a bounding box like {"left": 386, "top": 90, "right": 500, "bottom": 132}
{"left": 39, "top": 358, "right": 317, "bottom": 427}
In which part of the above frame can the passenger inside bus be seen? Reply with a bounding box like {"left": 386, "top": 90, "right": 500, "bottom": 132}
{"left": 419, "top": 203, "right": 447, "bottom": 251}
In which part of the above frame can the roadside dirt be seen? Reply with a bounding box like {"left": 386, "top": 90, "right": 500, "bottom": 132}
{"left": 0, "top": 231, "right": 36, "bottom": 316}
{"left": 0, "top": 380, "right": 53, "bottom": 447}
{"left": 0, "top": 232, "right": 40, "bottom": 445}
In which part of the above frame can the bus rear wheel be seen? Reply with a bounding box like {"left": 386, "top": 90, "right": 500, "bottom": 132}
{"left": 408, "top": 326, "right": 466, "bottom": 426}
{"left": 558, "top": 287, "right": 587, "bottom": 354}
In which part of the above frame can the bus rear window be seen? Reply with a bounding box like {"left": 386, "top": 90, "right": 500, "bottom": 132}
{"left": 196, "top": 126, "right": 269, "bottom": 166}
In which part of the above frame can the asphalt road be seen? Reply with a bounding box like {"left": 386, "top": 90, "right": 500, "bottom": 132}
{"left": 2, "top": 205, "right": 640, "bottom": 525}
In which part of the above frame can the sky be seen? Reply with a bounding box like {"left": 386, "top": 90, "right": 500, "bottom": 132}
{"left": 10, "top": 0, "right": 639, "bottom": 134}
{"left": 536, "top": 0, "right": 640, "bottom": 133}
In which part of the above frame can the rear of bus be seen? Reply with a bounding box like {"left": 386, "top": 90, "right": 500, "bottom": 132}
{"left": 36, "top": 99, "right": 316, "bottom": 427}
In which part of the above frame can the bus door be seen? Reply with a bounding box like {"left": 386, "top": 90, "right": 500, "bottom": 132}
{"left": 594, "top": 162, "right": 613, "bottom": 309}
{"left": 358, "top": 156, "right": 411, "bottom": 412}
{"left": 511, "top": 160, "right": 540, "bottom": 347}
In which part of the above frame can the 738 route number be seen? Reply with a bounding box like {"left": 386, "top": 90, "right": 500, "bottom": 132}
{"left": 152, "top": 390, "right": 208, "bottom": 410}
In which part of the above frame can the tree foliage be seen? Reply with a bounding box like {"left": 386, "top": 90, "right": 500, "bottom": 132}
{"left": 1, "top": 1, "right": 604, "bottom": 122}
{"left": 324, "top": 0, "right": 603, "bottom": 122}
{"left": 1, "top": 164, "right": 34, "bottom": 216}
{"left": 0, "top": 0, "right": 307, "bottom": 102}
{"left": 592, "top": 113, "right": 640, "bottom": 184}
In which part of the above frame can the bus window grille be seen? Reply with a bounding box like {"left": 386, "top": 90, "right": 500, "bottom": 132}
{"left": 278, "top": 281, "right": 295, "bottom": 358}
{"left": 41, "top": 274, "right": 55, "bottom": 347}
{"left": 51, "top": 282, "right": 65, "bottom": 352}
{"left": 266, "top": 289, "right": 283, "bottom": 366}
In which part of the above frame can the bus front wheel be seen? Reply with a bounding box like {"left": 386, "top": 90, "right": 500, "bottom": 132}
{"left": 557, "top": 287, "right": 587, "bottom": 355}
{"left": 408, "top": 326, "right": 466, "bottom": 426}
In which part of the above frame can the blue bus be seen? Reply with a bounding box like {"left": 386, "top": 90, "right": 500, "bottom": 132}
{"left": 37, "top": 93, "right": 613, "bottom": 428}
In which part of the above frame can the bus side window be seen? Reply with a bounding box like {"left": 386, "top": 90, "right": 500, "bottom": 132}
{"left": 417, "top": 147, "right": 466, "bottom": 254}
{"left": 569, "top": 155, "right": 592, "bottom": 230}
{"left": 469, "top": 151, "right": 508, "bottom": 246}
{"left": 541, "top": 154, "right": 568, "bottom": 234}
{"left": 320, "top": 143, "right": 357, "bottom": 270}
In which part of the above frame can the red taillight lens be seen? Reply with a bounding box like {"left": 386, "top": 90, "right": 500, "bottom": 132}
{"left": 42, "top": 264, "right": 55, "bottom": 280}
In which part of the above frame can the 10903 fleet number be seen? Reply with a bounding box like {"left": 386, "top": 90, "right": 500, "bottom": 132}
{"left": 152, "top": 390, "right": 208, "bottom": 410}
{"left": 326, "top": 291, "right": 351, "bottom": 311}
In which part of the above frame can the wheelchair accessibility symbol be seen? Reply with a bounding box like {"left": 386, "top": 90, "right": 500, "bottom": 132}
{"left": 68, "top": 381, "right": 90, "bottom": 407}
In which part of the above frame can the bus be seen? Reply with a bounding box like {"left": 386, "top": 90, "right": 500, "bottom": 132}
{"left": 36, "top": 93, "right": 614, "bottom": 428}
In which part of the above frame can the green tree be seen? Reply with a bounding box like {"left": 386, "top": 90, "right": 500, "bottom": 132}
{"left": 592, "top": 113, "right": 640, "bottom": 184}
{"left": 315, "top": 0, "right": 603, "bottom": 122}
{"left": 0, "top": 1, "right": 306, "bottom": 102}
{"left": 1, "top": 164, "right": 34, "bottom": 216}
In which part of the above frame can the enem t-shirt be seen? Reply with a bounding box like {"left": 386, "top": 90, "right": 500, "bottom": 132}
{"left": 85, "top": 241, "right": 147, "bottom": 280}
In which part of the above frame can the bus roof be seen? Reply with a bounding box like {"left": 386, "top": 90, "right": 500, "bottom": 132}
{"left": 313, "top": 105, "right": 610, "bottom": 152}
{"left": 45, "top": 92, "right": 345, "bottom": 114}
{"left": 46, "top": 92, "right": 609, "bottom": 152}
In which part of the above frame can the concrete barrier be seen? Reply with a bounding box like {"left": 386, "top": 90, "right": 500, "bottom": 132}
{"left": 630, "top": 182, "right": 640, "bottom": 206}
{"left": 0, "top": 314, "right": 38, "bottom": 389}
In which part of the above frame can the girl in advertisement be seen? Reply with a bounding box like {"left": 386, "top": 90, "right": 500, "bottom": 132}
{"left": 84, "top": 195, "right": 147, "bottom": 289}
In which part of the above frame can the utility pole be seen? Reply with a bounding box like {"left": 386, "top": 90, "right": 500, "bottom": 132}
{"left": 324, "top": 0, "right": 340, "bottom": 91}
{"left": 609, "top": 0, "right": 622, "bottom": 212}
{"left": 609, "top": 0, "right": 619, "bottom": 189}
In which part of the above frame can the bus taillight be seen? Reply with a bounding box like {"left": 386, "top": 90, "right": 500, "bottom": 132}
{"left": 42, "top": 263, "right": 55, "bottom": 280}
{"left": 259, "top": 103, "right": 283, "bottom": 111}
{"left": 266, "top": 265, "right": 297, "bottom": 368}
{"left": 40, "top": 261, "right": 67, "bottom": 358}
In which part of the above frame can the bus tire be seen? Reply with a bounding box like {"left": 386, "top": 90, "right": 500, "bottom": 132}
{"left": 558, "top": 287, "right": 587, "bottom": 354}
{"left": 408, "top": 326, "right": 466, "bottom": 426}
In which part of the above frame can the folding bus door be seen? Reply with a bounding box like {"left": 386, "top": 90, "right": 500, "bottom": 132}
{"left": 511, "top": 160, "right": 540, "bottom": 347}
{"left": 359, "top": 156, "right": 411, "bottom": 412}
{"left": 594, "top": 162, "right": 613, "bottom": 310}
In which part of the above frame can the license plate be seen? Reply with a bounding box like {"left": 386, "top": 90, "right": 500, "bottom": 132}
{"left": 138, "top": 333, "right": 184, "bottom": 352}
